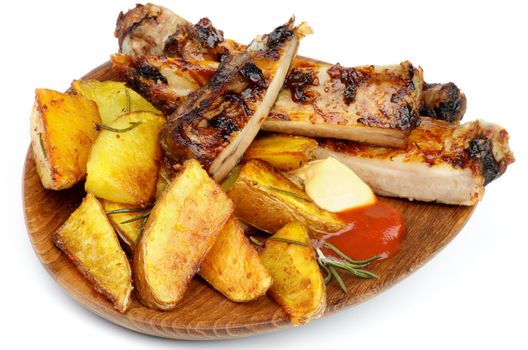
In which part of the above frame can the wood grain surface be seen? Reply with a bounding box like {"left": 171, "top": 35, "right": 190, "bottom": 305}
{"left": 22, "top": 62, "right": 476, "bottom": 340}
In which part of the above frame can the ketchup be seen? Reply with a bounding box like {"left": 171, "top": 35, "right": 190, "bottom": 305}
{"left": 322, "top": 201, "right": 405, "bottom": 261}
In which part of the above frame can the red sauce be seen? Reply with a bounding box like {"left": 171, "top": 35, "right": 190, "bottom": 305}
{"left": 322, "top": 201, "right": 405, "bottom": 260}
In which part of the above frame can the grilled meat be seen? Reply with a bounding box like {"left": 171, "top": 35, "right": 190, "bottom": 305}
{"left": 111, "top": 4, "right": 512, "bottom": 206}
{"left": 420, "top": 82, "right": 467, "bottom": 123}
{"left": 112, "top": 54, "right": 218, "bottom": 115}
{"left": 316, "top": 117, "right": 514, "bottom": 205}
{"left": 263, "top": 58, "right": 423, "bottom": 148}
{"left": 113, "top": 4, "right": 466, "bottom": 148}
{"left": 159, "top": 19, "right": 308, "bottom": 182}
{"left": 115, "top": 3, "right": 243, "bottom": 60}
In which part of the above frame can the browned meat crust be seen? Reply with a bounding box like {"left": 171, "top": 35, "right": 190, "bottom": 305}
{"left": 318, "top": 117, "right": 514, "bottom": 186}
{"left": 420, "top": 82, "right": 467, "bottom": 122}
{"left": 112, "top": 54, "right": 218, "bottom": 114}
{"left": 113, "top": 5, "right": 469, "bottom": 149}
{"left": 159, "top": 19, "right": 303, "bottom": 181}
{"left": 266, "top": 58, "right": 423, "bottom": 131}
{"left": 115, "top": 5, "right": 467, "bottom": 126}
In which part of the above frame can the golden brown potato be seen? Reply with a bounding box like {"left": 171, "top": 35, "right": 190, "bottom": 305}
{"left": 53, "top": 193, "right": 132, "bottom": 313}
{"left": 244, "top": 133, "right": 318, "bottom": 171}
{"left": 85, "top": 111, "right": 165, "bottom": 207}
{"left": 200, "top": 216, "right": 272, "bottom": 302}
{"left": 71, "top": 80, "right": 160, "bottom": 125}
{"left": 30, "top": 89, "right": 101, "bottom": 190}
{"left": 102, "top": 199, "right": 147, "bottom": 252}
{"left": 259, "top": 221, "right": 326, "bottom": 325}
{"left": 133, "top": 159, "right": 233, "bottom": 310}
{"left": 225, "top": 160, "right": 345, "bottom": 237}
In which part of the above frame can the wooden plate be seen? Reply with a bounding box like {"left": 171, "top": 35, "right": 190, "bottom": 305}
{"left": 23, "top": 62, "right": 476, "bottom": 340}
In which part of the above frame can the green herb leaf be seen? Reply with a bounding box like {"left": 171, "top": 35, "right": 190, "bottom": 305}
{"left": 160, "top": 172, "right": 171, "bottom": 187}
{"left": 124, "top": 88, "right": 131, "bottom": 113}
{"left": 96, "top": 121, "right": 142, "bottom": 133}
{"left": 119, "top": 210, "right": 151, "bottom": 224}
{"left": 323, "top": 242, "right": 380, "bottom": 266}
{"left": 106, "top": 207, "right": 145, "bottom": 216}
{"left": 221, "top": 165, "right": 241, "bottom": 192}
{"left": 264, "top": 185, "right": 311, "bottom": 202}
{"left": 319, "top": 261, "right": 332, "bottom": 284}
{"left": 267, "top": 237, "right": 310, "bottom": 247}
{"left": 328, "top": 265, "right": 347, "bottom": 293}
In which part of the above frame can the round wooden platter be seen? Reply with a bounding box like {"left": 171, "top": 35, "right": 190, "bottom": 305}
{"left": 23, "top": 62, "right": 476, "bottom": 340}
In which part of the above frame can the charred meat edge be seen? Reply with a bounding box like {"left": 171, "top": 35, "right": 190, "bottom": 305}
{"left": 160, "top": 20, "right": 302, "bottom": 182}
{"left": 115, "top": 3, "right": 467, "bottom": 125}
{"left": 315, "top": 118, "right": 514, "bottom": 205}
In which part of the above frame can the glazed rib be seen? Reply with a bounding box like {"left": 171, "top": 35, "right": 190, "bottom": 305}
{"left": 159, "top": 19, "right": 307, "bottom": 182}
{"left": 113, "top": 4, "right": 466, "bottom": 148}
{"left": 315, "top": 117, "right": 514, "bottom": 205}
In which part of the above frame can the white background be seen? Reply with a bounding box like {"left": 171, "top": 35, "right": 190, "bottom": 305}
{"left": 2, "top": 0, "right": 527, "bottom": 349}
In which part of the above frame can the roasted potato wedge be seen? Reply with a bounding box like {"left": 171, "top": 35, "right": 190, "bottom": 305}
{"left": 244, "top": 133, "right": 318, "bottom": 171}
{"left": 102, "top": 199, "right": 147, "bottom": 252}
{"left": 30, "top": 89, "right": 100, "bottom": 190}
{"left": 133, "top": 159, "right": 233, "bottom": 310}
{"left": 53, "top": 193, "right": 133, "bottom": 313}
{"left": 71, "top": 80, "right": 160, "bottom": 124}
{"left": 200, "top": 216, "right": 272, "bottom": 302}
{"left": 259, "top": 221, "right": 326, "bottom": 325}
{"left": 85, "top": 111, "right": 165, "bottom": 207}
{"left": 225, "top": 160, "right": 345, "bottom": 237}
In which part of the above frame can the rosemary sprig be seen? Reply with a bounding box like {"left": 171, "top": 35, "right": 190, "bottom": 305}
{"left": 323, "top": 242, "right": 380, "bottom": 266}
{"left": 105, "top": 207, "right": 145, "bottom": 216}
{"left": 268, "top": 237, "right": 310, "bottom": 246}
{"left": 119, "top": 209, "right": 151, "bottom": 225}
{"left": 106, "top": 173, "right": 171, "bottom": 238}
{"left": 327, "top": 265, "right": 347, "bottom": 293}
{"left": 250, "top": 236, "right": 310, "bottom": 247}
{"left": 139, "top": 214, "right": 149, "bottom": 235}
{"left": 160, "top": 172, "right": 171, "bottom": 187}
{"left": 221, "top": 165, "right": 241, "bottom": 192}
{"left": 249, "top": 235, "right": 379, "bottom": 293}
{"left": 316, "top": 246, "right": 379, "bottom": 293}
{"left": 124, "top": 88, "right": 131, "bottom": 113}
{"left": 264, "top": 185, "right": 311, "bottom": 202}
{"left": 96, "top": 121, "right": 142, "bottom": 133}
{"left": 319, "top": 262, "right": 332, "bottom": 284}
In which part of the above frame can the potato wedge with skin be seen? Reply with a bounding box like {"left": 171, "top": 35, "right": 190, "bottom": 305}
{"left": 244, "top": 133, "right": 318, "bottom": 171}
{"left": 259, "top": 221, "right": 326, "bottom": 325}
{"left": 225, "top": 160, "right": 345, "bottom": 237}
{"left": 30, "top": 89, "right": 100, "bottom": 190}
{"left": 102, "top": 199, "right": 147, "bottom": 252}
{"left": 53, "top": 193, "right": 132, "bottom": 313}
{"left": 85, "top": 111, "right": 165, "bottom": 207}
{"left": 200, "top": 216, "right": 272, "bottom": 302}
{"left": 133, "top": 159, "right": 233, "bottom": 310}
{"left": 71, "top": 80, "right": 160, "bottom": 125}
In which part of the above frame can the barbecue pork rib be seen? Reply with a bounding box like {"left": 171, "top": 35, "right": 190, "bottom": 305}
{"left": 113, "top": 4, "right": 466, "bottom": 148}
{"left": 315, "top": 117, "right": 514, "bottom": 205}
{"left": 159, "top": 19, "right": 307, "bottom": 182}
